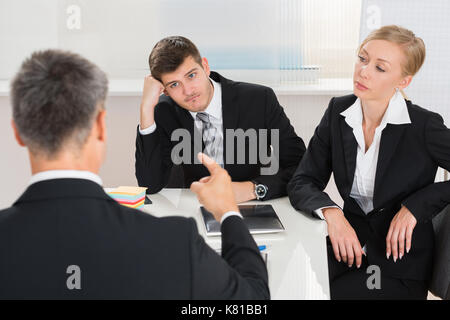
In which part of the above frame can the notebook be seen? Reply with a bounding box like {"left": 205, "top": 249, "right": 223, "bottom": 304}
{"left": 200, "top": 204, "right": 285, "bottom": 236}
{"left": 107, "top": 186, "right": 147, "bottom": 209}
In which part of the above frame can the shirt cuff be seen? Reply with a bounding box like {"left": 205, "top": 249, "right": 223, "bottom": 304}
{"left": 314, "top": 205, "right": 341, "bottom": 220}
{"left": 139, "top": 123, "right": 157, "bottom": 135}
{"left": 221, "top": 211, "right": 243, "bottom": 224}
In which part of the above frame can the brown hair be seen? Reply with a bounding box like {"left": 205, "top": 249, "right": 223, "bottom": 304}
{"left": 149, "top": 36, "right": 203, "bottom": 82}
{"left": 359, "top": 25, "right": 426, "bottom": 77}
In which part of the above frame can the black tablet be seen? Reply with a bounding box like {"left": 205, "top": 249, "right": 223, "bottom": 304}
{"left": 200, "top": 204, "right": 285, "bottom": 236}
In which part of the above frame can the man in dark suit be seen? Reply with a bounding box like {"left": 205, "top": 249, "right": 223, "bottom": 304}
{"left": 135, "top": 36, "right": 306, "bottom": 202}
{"left": 0, "top": 49, "right": 269, "bottom": 299}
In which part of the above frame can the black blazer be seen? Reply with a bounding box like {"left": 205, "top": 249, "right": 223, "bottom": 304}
{"left": 135, "top": 71, "right": 306, "bottom": 199}
{"left": 288, "top": 94, "right": 450, "bottom": 282}
{"left": 0, "top": 179, "right": 269, "bottom": 299}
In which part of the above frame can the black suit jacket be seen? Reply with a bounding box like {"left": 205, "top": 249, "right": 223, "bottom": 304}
{"left": 0, "top": 179, "right": 269, "bottom": 299}
{"left": 135, "top": 71, "right": 306, "bottom": 199}
{"left": 288, "top": 94, "right": 450, "bottom": 281}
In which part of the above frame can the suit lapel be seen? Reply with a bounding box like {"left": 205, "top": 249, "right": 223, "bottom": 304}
{"left": 210, "top": 72, "right": 239, "bottom": 170}
{"left": 373, "top": 124, "right": 407, "bottom": 207}
{"left": 340, "top": 116, "right": 358, "bottom": 196}
{"left": 175, "top": 105, "right": 196, "bottom": 138}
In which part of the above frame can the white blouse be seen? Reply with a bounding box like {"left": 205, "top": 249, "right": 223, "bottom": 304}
{"left": 316, "top": 91, "right": 411, "bottom": 218}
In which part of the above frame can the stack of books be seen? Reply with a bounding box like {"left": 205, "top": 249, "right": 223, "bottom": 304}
{"left": 107, "top": 186, "right": 148, "bottom": 209}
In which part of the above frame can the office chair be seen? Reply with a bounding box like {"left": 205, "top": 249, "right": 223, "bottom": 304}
{"left": 429, "top": 204, "right": 450, "bottom": 300}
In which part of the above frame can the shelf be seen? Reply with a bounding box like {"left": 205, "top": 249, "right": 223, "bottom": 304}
{"left": 0, "top": 78, "right": 353, "bottom": 97}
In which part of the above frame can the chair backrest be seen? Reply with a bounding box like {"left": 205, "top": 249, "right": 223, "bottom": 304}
{"left": 430, "top": 204, "right": 450, "bottom": 300}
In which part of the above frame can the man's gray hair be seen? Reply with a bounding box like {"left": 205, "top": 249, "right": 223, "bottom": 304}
{"left": 11, "top": 49, "right": 108, "bottom": 157}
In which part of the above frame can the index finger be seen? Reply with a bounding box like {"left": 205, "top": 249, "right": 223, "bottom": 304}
{"left": 353, "top": 242, "right": 362, "bottom": 268}
{"left": 405, "top": 224, "right": 414, "bottom": 254}
{"left": 386, "top": 225, "right": 393, "bottom": 259}
{"left": 197, "top": 153, "right": 221, "bottom": 175}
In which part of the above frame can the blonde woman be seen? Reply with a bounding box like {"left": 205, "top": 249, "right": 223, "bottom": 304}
{"left": 288, "top": 25, "right": 449, "bottom": 299}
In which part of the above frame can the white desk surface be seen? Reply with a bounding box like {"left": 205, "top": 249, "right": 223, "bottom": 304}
{"left": 140, "top": 188, "right": 330, "bottom": 300}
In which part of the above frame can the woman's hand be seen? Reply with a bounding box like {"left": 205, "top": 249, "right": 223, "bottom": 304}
{"left": 386, "top": 205, "right": 417, "bottom": 262}
{"left": 324, "top": 208, "right": 366, "bottom": 268}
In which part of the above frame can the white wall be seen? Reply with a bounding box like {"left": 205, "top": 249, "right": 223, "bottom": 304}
{"left": 301, "top": 0, "right": 361, "bottom": 78}
{"left": 0, "top": 0, "right": 58, "bottom": 80}
{"left": 0, "top": 96, "right": 30, "bottom": 208}
{"left": 360, "top": 0, "right": 450, "bottom": 124}
{"left": 0, "top": 0, "right": 361, "bottom": 82}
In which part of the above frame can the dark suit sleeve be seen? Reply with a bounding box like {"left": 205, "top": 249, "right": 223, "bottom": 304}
{"left": 189, "top": 216, "right": 269, "bottom": 300}
{"left": 135, "top": 104, "right": 174, "bottom": 194}
{"left": 287, "top": 98, "right": 339, "bottom": 218}
{"left": 252, "top": 88, "right": 306, "bottom": 200}
{"left": 402, "top": 112, "right": 450, "bottom": 223}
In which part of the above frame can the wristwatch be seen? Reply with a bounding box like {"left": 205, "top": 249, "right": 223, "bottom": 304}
{"left": 253, "top": 182, "right": 268, "bottom": 200}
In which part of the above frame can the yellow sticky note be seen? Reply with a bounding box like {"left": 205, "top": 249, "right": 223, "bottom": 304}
{"left": 109, "top": 186, "right": 148, "bottom": 196}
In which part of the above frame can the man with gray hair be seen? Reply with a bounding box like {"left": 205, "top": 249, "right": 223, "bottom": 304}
{"left": 0, "top": 50, "right": 269, "bottom": 299}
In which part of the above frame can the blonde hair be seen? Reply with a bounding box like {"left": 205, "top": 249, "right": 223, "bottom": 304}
{"left": 359, "top": 25, "right": 426, "bottom": 99}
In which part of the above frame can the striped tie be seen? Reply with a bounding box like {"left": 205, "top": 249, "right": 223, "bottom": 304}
{"left": 196, "top": 112, "right": 223, "bottom": 166}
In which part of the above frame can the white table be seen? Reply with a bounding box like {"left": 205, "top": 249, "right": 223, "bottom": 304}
{"left": 140, "top": 189, "right": 330, "bottom": 300}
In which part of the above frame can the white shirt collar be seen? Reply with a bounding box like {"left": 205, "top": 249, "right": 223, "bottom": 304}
{"left": 189, "top": 78, "right": 222, "bottom": 121}
{"left": 341, "top": 91, "right": 411, "bottom": 129}
{"left": 29, "top": 170, "right": 103, "bottom": 187}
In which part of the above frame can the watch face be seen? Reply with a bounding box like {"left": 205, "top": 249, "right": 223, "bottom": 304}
{"left": 256, "top": 185, "right": 267, "bottom": 197}
{"left": 256, "top": 186, "right": 264, "bottom": 195}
